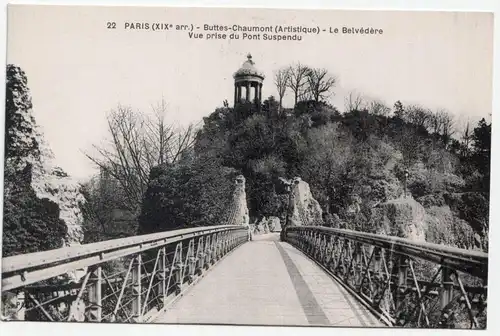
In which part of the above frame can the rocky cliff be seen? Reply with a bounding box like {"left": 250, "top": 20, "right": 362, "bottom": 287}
{"left": 4, "top": 65, "right": 85, "bottom": 255}
{"left": 230, "top": 175, "right": 250, "bottom": 226}
{"left": 31, "top": 164, "right": 85, "bottom": 246}
{"left": 369, "top": 195, "right": 480, "bottom": 250}
{"left": 370, "top": 196, "right": 427, "bottom": 242}
{"left": 287, "top": 177, "right": 323, "bottom": 226}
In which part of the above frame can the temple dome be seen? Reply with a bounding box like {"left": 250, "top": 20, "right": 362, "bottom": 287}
{"left": 233, "top": 53, "right": 265, "bottom": 80}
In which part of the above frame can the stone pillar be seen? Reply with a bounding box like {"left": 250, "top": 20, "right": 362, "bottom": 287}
{"left": 237, "top": 85, "right": 242, "bottom": 104}
{"left": 246, "top": 82, "right": 250, "bottom": 102}
{"left": 254, "top": 82, "right": 258, "bottom": 103}
{"left": 259, "top": 83, "right": 262, "bottom": 102}
{"left": 234, "top": 83, "right": 238, "bottom": 106}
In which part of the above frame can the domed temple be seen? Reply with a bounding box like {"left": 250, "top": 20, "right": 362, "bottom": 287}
{"left": 233, "top": 53, "right": 265, "bottom": 106}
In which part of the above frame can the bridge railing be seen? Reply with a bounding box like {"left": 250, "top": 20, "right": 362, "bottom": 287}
{"left": 283, "top": 226, "right": 488, "bottom": 329}
{"left": 1, "top": 225, "right": 250, "bottom": 322}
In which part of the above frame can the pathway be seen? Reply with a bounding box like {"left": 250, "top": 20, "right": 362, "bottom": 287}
{"left": 154, "top": 233, "right": 384, "bottom": 327}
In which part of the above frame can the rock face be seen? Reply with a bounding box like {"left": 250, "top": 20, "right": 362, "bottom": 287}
{"left": 288, "top": 177, "right": 323, "bottom": 226}
{"left": 369, "top": 195, "right": 480, "bottom": 250}
{"left": 31, "top": 165, "right": 85, "bottom": 246}
{"left": 4, "top": 65, "right": 85, "bottom": 249}
{"left": 424, "top": 205, "right": 476, "bottom": 250}
{"left": 250, "top": 216, "right": 280, "bottom": 235}
{"left": 370, "top": 196, "right": 427, "bottom": 242}
{"left": 231, "top": 175, "right": 250, "bottom": 226}
{"left": 267, "top": 216, "right": 281, "bottom": 231}
{"left": 4, "top": 65, "right": 40, "bottom": 172}
{"left": 256, "top": 217, "right": 270, "bottom": 233}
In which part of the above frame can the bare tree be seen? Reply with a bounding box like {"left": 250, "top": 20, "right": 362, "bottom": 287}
{"left": 306, "top": 68, "right": 337, "bottom": 103}
{"left": 80, "top": 175, "right": 134, "bottom": 242}
{"left": 85, "top": 99, "right": 197, "bottom": 213}
{"left": 461, "top": 120, "right": 472, "bottom": 156}
{"left": 405, "top": 104, "right": 432, "bottom": 129}
{"left": 274, "top": 67, "right": 290, "bottom": 114}
{"left": 429, "top": 110, "right": 443, "bottom": 135}
{"left": 344, "top": 91, "right": 366, "bottom": 112}
{"left": 398, "top": 127, "right": 425, "bottom": 168}
{"left": 287, "top": 63, "right": 310, "bottom": 106}
{"left": 368, "top": 99, "right": 391, "bottom": 116}
{"left": 439, "top": 110, "right": 455, "bottom": 146}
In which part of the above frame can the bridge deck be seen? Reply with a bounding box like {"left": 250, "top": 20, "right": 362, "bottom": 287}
{"left": 154, "top": 233, "right": 384, "bottom": 327}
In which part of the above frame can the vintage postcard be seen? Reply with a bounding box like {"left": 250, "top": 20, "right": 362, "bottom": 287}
{"left": 0, "top": 3, "right": 493, "bottom": 331}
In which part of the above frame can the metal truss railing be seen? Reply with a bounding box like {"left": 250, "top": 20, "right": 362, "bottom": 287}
{"left": 1, "top": 225, "right": 250, "bottom": 322}
{"left": 283, "top": 226, "right": 488, "bottom": 329}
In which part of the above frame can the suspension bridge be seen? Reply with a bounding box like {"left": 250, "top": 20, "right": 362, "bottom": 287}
{"left": 0, "top": 178, "right": 488, "bottom": 329}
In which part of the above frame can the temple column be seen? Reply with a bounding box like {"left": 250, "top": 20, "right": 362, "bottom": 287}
{"left": 254, "top": 82, "right": 259, "bottom": 103}
{"left": 234, "top": 83, "right": 238, "bottom": 106}
{"left": 246, "top": 82, "right": 250, "bottom": 102}
{"left": 237, "top": 85, "right": 241, "bottom": 104}
{"left": 258, "top": 83, "right": 262, "bottom": 102}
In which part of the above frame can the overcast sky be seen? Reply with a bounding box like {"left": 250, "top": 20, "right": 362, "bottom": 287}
{"left": 6, "top": 5, "right": 494, "bottom": 180}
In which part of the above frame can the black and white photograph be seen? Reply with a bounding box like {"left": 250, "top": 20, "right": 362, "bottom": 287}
{"left": 0, "top": 2, "right": 494, "bottom": 331}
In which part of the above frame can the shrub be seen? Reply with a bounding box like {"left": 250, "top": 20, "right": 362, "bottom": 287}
{"left": 138, "top": 157, "right": 237, "bottom": 235}
{"left": 2, "top": 175, "right": 67, "bottom": 257}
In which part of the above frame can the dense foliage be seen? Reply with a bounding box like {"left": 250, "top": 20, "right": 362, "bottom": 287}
{"left": 138, "top": 154, "right": 237, "bottom": 234}
{"left": 138, "top": 95, "right": 491, "bottom": 249}
{"left": 2, "top": 169, "right": 67, "bottom": 257}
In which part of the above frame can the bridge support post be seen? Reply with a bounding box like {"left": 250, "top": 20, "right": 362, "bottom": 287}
{"left": 306, "top": 232, "right": 312, "bottom": 254}
{"left": 14, "top": 290, "right": 25, "bottom": 321}
{"left": 344, "top": 242, "right": 359, "bottom": 284}
{"left": 439, "top": 266, "right": 455, "bottom": 327}
{"left": 334, "top": 239, "right": 347, "bottom": 273}
{"left": 188, "top": 247, "right": 197, "bottom": 283}
{"left": 354, "top": 243, "right": 363, "bottom": 285}
{"left": 210, "top": 234, "right": 218, "bottom": 265}
{"left": 197, "top": 239, "right": 205, "bottom": 275}
{"left": 440, "top": 267, "right": 454, "bottom": 308}
{"left": 219, "top": 234, "right": 224, "bottom": 256}
{"left": 395, "top": 255, "right": 409, "bottom": 325}
{"left": 174, "top": 244, "right": 184, "bottom": 295}
{"left": 204, "top": 237, "right": 211, "bottom": 270}
{"left": 385, "top": 257, "right": 395, "bottom": 311}
{"left": 221, "top": 232, "right": 227, "bottom": 254}
{"left": 158, "top": 248, "right": 167, "bottom": 303}
{"left": 215, "top": 234, "right": 221, "bottom": 262}
{"left": 397, "top": 255, "right": 408, "bottom": 288}
{"left": 228, "top": 231, "right": 233, "bottom": 251}
{"left": 313, "top": 233, "right": 321, "bottom": 260}
{"left": 88, "top": 266, "right": 102, "bottom": 322}
{"left": 318, "top": 234, "right": 324, "bottom": 263}
{"left": 131, "top": 255, "right": 142, "bottom": 323}
{"left": 373, "top": 247, "right": 382, "bottom": 277}
{"left": 326, "top": 237, "right": 334, "bottom": 267}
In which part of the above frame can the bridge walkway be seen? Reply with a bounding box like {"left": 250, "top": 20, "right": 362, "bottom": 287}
{"left": 154, "top": 233, "right": 384, "bottom": 327}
